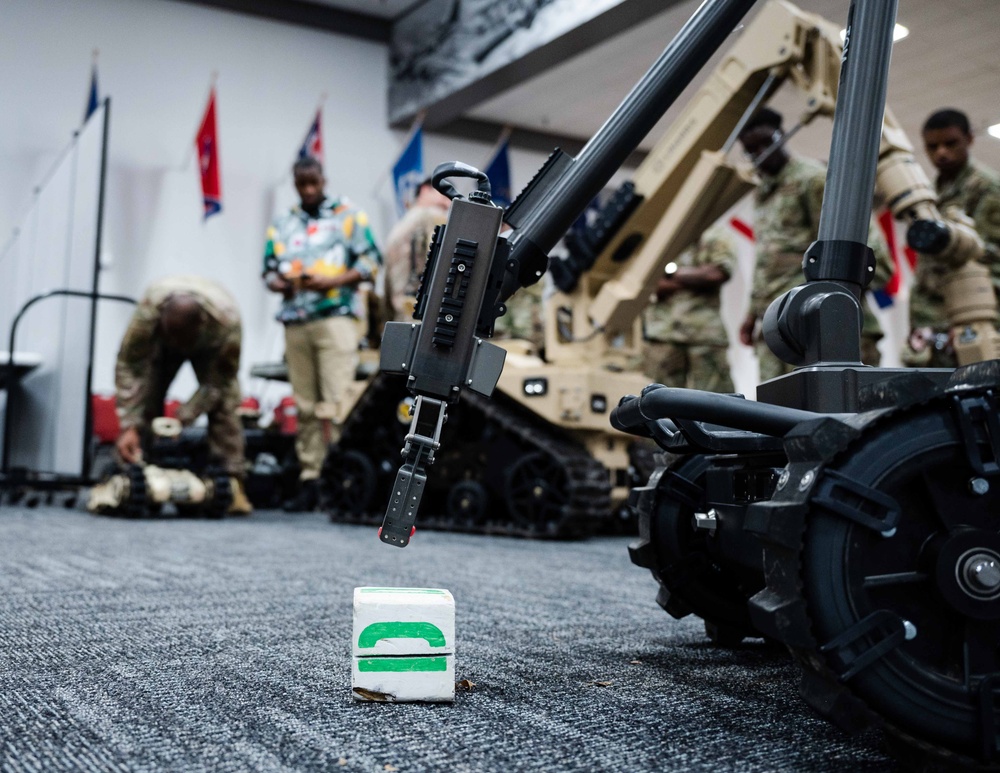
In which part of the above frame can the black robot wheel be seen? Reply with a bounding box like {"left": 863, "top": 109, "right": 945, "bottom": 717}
{"left": 446, "top": 479, "right": 489, "bottom": 527}
{"left": 323, "top": 447, "right": 377, "bottom": 516}
{"left": 793, "top": 396, "right": 1000, "bottom": 767}
{"left": 504, "top": 451, "right": 570, "bottom": 535}
{"left": 629, "top": 454, "right": 764, "bottom": 646}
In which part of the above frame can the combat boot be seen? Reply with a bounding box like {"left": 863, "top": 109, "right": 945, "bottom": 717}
{"left": 283, "top": 478, "right": 320, "bottom": 512}
{"left": 228, "top": 477, "right": 254, "bottom": 515}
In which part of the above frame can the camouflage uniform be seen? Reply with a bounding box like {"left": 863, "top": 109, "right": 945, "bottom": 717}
{"left": 384, "top": 205, "right": 448, "bottom": 321}
{"left": 115, "top": 275, "right": 244, "bottom": 476}
{"left": 909, "top": 160, "right": 1000, "bottom": 353}
{"left": 642, "top": 225, "right": 735, "bottom": 392}
{"left": 493, "top": 280, "right": 545, "bottom": 351}
{"left": 751, "top": 156, "right": 892, "bottom": 381}
{"left": 263, "top": 198, "right": 382, "bottom": 480}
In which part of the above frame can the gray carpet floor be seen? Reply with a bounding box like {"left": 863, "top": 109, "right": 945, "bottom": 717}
{"left": 0, "top": 506, "right": 897, "bottom": 772}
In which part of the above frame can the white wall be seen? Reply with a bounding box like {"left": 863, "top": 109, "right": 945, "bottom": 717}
{"left": 0, "top": 0, "right": 559, "bottom": 409}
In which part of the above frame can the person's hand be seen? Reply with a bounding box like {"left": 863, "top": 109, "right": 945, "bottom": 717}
{"left": 265, "top": 273, "right": 295, "bottom": 299}
{"left": 301, "top": 273, "right": 341, "bottom": 293}
{"left": 116, "top": 426, "right": 142, "bottom": 464}
{"left": 655, "top": 277, "right": 682, "bottom": 300}
{"left": 739, "top": 313, "right": 757, "bottom": 347}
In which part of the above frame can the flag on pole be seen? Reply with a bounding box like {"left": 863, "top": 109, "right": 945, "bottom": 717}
{"left": 484, "top": 136, "right": 513, "bottom": 208}
{"left": 873, "top": 209, "right": 912, "bottom": 308}
{"left": 392, "top": 124, "right": 424, "bottom": 216}
{"left": 298, "top": 108, "right": 324, "bottom": 164}
{"left": 195, "top": 88, "right": 222, "bottom": 220}
{"left": 84, "top": 60, "right": 99, "bottom": 122}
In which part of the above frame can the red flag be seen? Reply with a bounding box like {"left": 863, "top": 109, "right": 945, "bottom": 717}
{"left": 874, "top": 208, "right": 913, "bottom": 308}
{"left": 195, "top": 88, "right": 222, "bottom": 219}
{"left": 299, "top": 109, "right": 324, "bottom": 165}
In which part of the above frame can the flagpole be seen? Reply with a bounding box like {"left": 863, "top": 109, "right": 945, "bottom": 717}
{"left": 370, "top": 111, "right": 426, "bottom": 197}
{"left": 484, "top": 125, "right": 513, "bottom": 168}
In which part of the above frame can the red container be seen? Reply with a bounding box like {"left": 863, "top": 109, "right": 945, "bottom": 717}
{"left": 274, "top": 396, "right": 298, "bottom": 435}
{"left": 91, "top": 394, "right": 120, "bottom": 444}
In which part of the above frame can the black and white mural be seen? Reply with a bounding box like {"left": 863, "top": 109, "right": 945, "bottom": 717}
{"left": 389, "top": 0, "right": 633, "bottom": 125}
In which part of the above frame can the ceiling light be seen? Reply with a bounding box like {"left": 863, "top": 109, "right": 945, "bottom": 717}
{"left": 989, "top": 124, "right": 1000, "bottom": 140}
{"left": 839, "top": 24, "right": 909, "bottom": 43}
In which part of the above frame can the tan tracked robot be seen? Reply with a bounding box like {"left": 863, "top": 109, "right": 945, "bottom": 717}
{"left": 328, "top": 0, "right": 998, "bottom": 541}
{"left": 331, "top": 4, "right": 998, "bottom": 548}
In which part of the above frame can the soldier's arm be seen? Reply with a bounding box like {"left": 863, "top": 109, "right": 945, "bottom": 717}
{"left": 115, "top": 305, "right": 158, "bottom": 431}
{"left": 672, "top": 231, "right": 736, "bottom": 290}
{"left": 178, "top": 322, "right": 241, "bottom": 425}
{"left": 670, "top": 264, "right": 729, "bottom": 290}
{"left": 970, "top": 181, "right": 1000, "bottom": 254}
{"left": 805, "top": 172, "right": 826, "bottom": 235}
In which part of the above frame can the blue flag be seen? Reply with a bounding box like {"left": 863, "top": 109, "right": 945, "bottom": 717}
{"left": 392, "top": 126, "right": 423, "bottom": 216}
{"left": 84, "top": 64, "right": 99, "bottom": 122}
{"left": 298, "top": 109, "right": 324, "bottom": 164}
{"left": 484, "top": 138, "right": 512, "bottom": 208}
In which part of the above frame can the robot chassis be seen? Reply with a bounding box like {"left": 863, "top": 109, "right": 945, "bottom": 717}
{"left": 87, "top": 418, "right": 233, "bottom": 518}
{"left": 376, "top": 0, "right": 1000, "bottom": 765}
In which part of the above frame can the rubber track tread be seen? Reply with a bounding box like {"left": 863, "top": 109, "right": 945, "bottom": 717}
{"left": 328, "top": 374, "right": 611, "bottom": 539}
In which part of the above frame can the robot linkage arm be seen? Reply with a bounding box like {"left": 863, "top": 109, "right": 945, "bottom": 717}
{"left": 376, "top": 0, "right": 760, "bottom": 547}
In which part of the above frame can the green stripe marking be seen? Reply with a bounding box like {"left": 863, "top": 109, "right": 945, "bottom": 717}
{"left": 358, "top": 622, "right": 446, "bottom": 649}
{"left": 357, "top": 656, "right": 448, "bottom": 673}
{"left": 359, "top": 588, "right": 447, "bottom": 595}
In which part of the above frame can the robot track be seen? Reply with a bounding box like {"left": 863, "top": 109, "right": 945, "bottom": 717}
{"left": 324, "top": 373, "right": 611, "bottom": 539}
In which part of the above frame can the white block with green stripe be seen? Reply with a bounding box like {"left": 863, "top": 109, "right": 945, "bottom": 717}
{"left": 352, "top": 587, "right": 455, "bottom": 702}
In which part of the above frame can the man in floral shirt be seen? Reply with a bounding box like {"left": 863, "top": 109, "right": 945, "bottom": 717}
{"left": 263, "top": 157, "right": 382, "bottom": 510}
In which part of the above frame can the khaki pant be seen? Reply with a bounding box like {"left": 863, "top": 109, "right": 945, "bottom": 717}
{"left": 284, "top": 315, "right": 359, "bottom": 480}
{"left": 643, "top": 340, "right": 734, "bottom": 393}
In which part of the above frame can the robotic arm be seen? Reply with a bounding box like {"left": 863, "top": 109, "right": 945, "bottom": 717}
{"left": 377, "top": 0, "right": 762, "bottom": 546}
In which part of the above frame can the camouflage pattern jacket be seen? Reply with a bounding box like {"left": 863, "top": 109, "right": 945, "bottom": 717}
{"left": 911, "top": 159, "right": 1000, "bottom": 328}
{"left": 384, "top": 205, "right": 448, "bottom": 320}
{"left": 116, "top": 275, "right": 242, "bottom": 431}
{"left": 643, "top": 224, "right": 735, "bottom": 347}
{"left": 493, "top": 280, "right": 545, "bottom": 350}
{"left": 751, "top": 155, "right": 892, "bottom": 335}
{"left": 263, "top": 198, "right": 382, "bottom": 325}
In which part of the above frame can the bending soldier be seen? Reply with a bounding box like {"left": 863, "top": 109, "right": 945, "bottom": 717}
{"left": 115, "top": 275, "right": 251, "bottom": 514}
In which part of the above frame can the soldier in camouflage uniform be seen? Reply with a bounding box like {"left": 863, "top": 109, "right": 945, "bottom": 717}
{"left": 738, "top": 108, "right": 893, "bottom": 382}
{"left": 263, "top": 157, "right": 382, "bottom": 511}
{"left": 908, "top": 108, "right": 1000, "bottom": 367}
{"left": 642, "top": 224, "right": 735, "bottom": 392}
{"left": 115, "top": 275, "right": 251, "bottom": 513}
{"left": 384, "top": 179, "right": 451, "bottom": 321}
{"left": 493, "top": 279, "right": 545, "bottom": 352}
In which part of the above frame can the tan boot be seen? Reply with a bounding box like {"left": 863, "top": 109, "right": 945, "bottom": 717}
{"left": 228, "top": 477, "right": 253, "bottom": 515}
